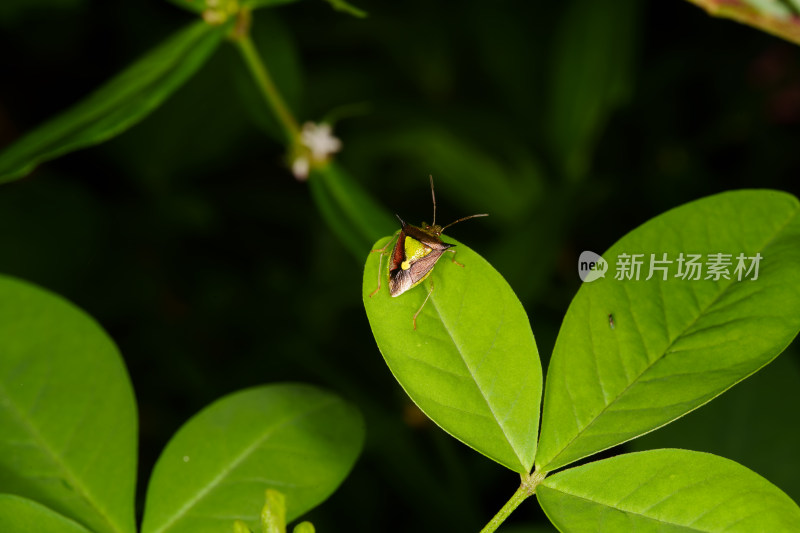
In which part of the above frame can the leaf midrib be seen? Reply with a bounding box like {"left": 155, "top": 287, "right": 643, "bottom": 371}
{"left": 0, "top": 379, "right": 124, "bottom": 533}
{"left": 429, "top": 284, "right": 527, "bottom": 472}
{"left": 539, "top": 484, "right": 710, "bottom": 533}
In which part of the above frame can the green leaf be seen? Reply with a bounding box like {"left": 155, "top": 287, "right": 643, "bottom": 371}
{"left": 323, "top": 0, "right": 366, "bottom": 18}
{"left": 0, "top": 275, "right": 137, "bottom": 533}
{"left": 362, "top": 236, "right": 542, "bottom": 473}
{"left": 0, "top": 20, "right": 229, "bottom": 183}
{"left": 536, "top": 190, "right": 800, "bottom": 472}
{"left": 0, "top": 494, "right": 93, "bottom": 533}
{"left": 141, "top": 384, "right": 364, "bottom": 533}
{"left": 308, "top": 162, "right": 396, "bottom": 261}
{"left": 546, "top": 0, "right": 639, "bottom": 181}
{"left": 537, "top": 449, "right": 800, "bottom": 532}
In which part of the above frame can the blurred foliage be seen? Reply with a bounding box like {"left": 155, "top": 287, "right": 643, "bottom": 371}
{"left": 0, "top": 0, "right": 799, "bottom": 530}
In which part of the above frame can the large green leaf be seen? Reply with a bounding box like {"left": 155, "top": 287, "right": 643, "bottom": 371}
{"left": 0, "top": 275, "right": 137, "bottom": 533}
{"left": 0, "top": 20, "right": 229, "bottom": 183}
{"left": 0, "top": 494, "right": 93, "bottom": 533}
{"left": 537, "top": 449, "right": 800, "bottom": 532}
{"left": 362, "top": 236, "right": 542, "bottom": 473}
{"left": 536, "top": 190, "right": 800, "bottom": 472}
{"left": 141, "top": 383, "right": 364, "bottom": 533}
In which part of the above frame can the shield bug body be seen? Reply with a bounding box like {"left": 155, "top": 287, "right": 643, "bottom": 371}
{"left": 369, "top": 176, "right": 487, "bottom": 329}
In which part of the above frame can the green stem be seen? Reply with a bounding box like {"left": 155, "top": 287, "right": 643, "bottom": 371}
{"left": 480, "top": 471, "right": 545, "bottom": 533}
{"left": 232, "top": 13, "right": 300, "bottom": 143}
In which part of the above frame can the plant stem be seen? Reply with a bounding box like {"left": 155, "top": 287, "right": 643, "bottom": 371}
{"left": 480, "top": 471, "right": 545, "bottom": 533}
{"left": 232, "top": 13, "right": 300, "bottom": 144}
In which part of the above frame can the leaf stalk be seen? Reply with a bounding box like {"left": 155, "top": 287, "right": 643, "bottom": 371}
{"left": 479, "top": 470, "right": 546, "bottom": 533}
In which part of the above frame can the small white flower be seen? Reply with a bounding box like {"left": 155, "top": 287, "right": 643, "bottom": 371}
{"left": 290, "top": 122, "right": 342, "bottom": 181}
{"left": 300, "top": 122, "right": 342, "bottom": 161}
{"left": 292, "top": 157, "right": 310, "bottom": 181}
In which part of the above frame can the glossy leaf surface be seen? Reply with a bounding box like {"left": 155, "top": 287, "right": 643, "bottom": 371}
{"left": 363, "top": 237, "right": 541, "bottom": 473}
{"left": 536, "top": 190, "right": 800, "bottom": 472}
{"left": 538, "top": 449, "right": 800, "bottom": 532}
{"left": 0, "top": 20, "right": 228, "bottom": 182}
{"left": 0, "top": 275, "right": 137, "bottom": 533}
{"left": 141, "top": 384, "right": 364, "bottom": 533}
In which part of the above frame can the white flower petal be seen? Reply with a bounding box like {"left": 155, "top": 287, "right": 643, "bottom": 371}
{"left": 292, "top": 157, "right": 310, "bottom": 181}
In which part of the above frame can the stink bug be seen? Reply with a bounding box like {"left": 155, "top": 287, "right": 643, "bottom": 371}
{"left": 369, "top": 176, "right": 487, "bottom": 329}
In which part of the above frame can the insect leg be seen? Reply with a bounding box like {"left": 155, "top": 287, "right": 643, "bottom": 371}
{"left": 446, "top": 248, "right": 464, "bottom": 268}
{"left": 369, "top": 235, "right": 395, "bottom": 298}
{"left": 413, "top": 279, "right": 434, "bottom": 330}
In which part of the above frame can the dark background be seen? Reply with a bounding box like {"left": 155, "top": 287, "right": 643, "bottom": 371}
{"left": 1, "top": 0, "right": 799, "bottom": 530}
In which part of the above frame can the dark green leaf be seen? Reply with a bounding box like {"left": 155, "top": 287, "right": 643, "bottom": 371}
{"left": 538, "top": 449, "right": 800, "bottom": 532}
{"left": 0, "top": 20, "right": 229, "bottom": 183}
{"left": 323, "top": 0, "right": 366, "bottom": 18}
{"left": 0, "top": 275, "right": 137, "bottom": 533}
{"left": 309, "top": 162, "right": 396, "bottom": 260}
{"left": 0, "top": 494, "right": 93, "bottom": 533}
{"left": 536, "top": 190, "right": 800, "bottom": 472}
{"left": 371, "top": 125, "right": 542, "bottom": 224}
{"left": 546, "top": 0, "right": 639, "bottom": 181}
{"left": 363, "top": 237, "right": 542, "bottom": 473}
{"left": 141, "top": 384, "right": 364, "bottom": 533}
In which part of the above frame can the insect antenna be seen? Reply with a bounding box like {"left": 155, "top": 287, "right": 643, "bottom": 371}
{"left": 441, "top": 213, "right": 489, "bottom": 233}
{"left": 429, "top": 174, "right": 437, "bottom": 227}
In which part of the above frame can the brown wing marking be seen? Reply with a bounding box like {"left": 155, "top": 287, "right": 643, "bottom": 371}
{"left": 388, "top": 229, "right": 407, "bottom": 274}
